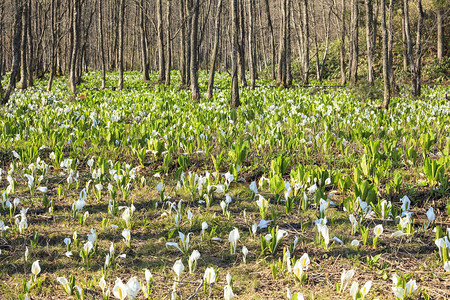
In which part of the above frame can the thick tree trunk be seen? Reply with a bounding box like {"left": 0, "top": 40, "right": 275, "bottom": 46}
{"left": 340, "top": 0, "right": 346, "bottom": 85}
{"left": 381, "top": 0, "right": 391, "bottom": 109}
{"left": 118, "top": 0, "right": 125, "bottom": 90}
{"left": 401, "top": 2, "right": 408, "bottom": 72}
{"left": 247, "top": 0, "right": 256, "bottom": 89}
{"left": 190, "top": 0, "right": 200, "bottom": 101}
{"left": 230, "top": 0, "right": 240, "bottom": 107}
{"left": 2, "top": 0, "right": 22, "bottom": 104}
{"left": 157, "top": 0, "right": 165, "bottom": 83}
{"left": 207, "top": 0, "right": 223, "bottom": 98}
{"left": 99, "top": 0, "right": 106, "bottom": 88}
{"left": 18, "top": 2, "right": 28, "bottom": 90}
{"left": 69, "top": 0, "right": 80, "bottom": 94}
{"left": 262, "top": 0, "right": 275, "bottom": 80}
{"left": 365, "top": 0, "right": 374, "bottom": 85}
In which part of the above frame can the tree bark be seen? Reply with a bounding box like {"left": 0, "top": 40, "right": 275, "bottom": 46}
{"left": 247, "top": 0, "right": 256, "bottom": 89}
{"left": 277, "top": 0, "right": 287, "bottom": 87}
{"left": 2, "top": 0, "right": 22, "bottom": 104}
{"left": 207, "top": 0, "right": 223, "bottom": 98}
{"left": 190, "top": 0, "right": 200, "bottom": 101}
{"left": 340, "top": 0, "right": 346, "bottom": 84}
{"left": 365, "top": 0, "right": 374, "bottom": 85}
{"left": 139, "top": 0, "right": 149, "bottom": 81}
{"left": 388, "top": 0, "right": 395, "bottom": 93}
{"left": 262, "top": 0, "right": 275, "bottom": 80}
{"left": 381, "top": 0, "right": 391, "bottom": 109}
{"left": 349, "top": 0, "right": 359, "bottom": 85}
{"left": 437, "top": 4, "right": 444, "bottom": 62}
{"left": 17, "top": 1, "right": 28, "bottom": 90}
{"left": 238, "top": 0, "right": 247, "bottom": 87}
{"left": 286, "top": 0, "right": 292, "bottom": 86}
{"left": 157, "top": 0, "right": 165, "bottom": 83}
{"left": 47, "top": 0, "right": 56, "bottom": 92}
{"left": 165, "top": 0, "right": 172, "bottom": 86}
{"left": 230, "top": 0, "right": 240, "bottom": 107}
{"left": 69, "top": 0, "right": 80, "bottom": 94}
{"left": 179, "top": 0, "right": 187, "bottom": 85}
{"left": 99, "top": 0, "right": 106, "bottom": 88}
{"left": 118, "top": 0, "right": 125, "bottom": 90}
{"left": 301, "top": 0, "right": 309, "bottom": 84}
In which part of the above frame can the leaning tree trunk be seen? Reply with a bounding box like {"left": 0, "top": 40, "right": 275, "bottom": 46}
{"left": 381, "top": 0, "right": 391, "bottom": 109}
{"left": 262, "top": 0, "right": 276, "bottom": 80}
{"left": 17, "top": 1, "right": 28, "bottom": 90}
{"left": 230, "top": 0, "right": 240, "bottom": 107}
{"left": 247, "top": 0, "right": 256, "bottom": 89}
{"left": 207, "top": 0, "right": 223, "bottom": 98}
{"left": 2, "top": 0, "right": 22, "bottom": 104}
{"left": 117, "top": 0, "right": 125, "bottom": 90}
{"left": 190, "top": 0, "right": 200, "bottom": 101}
{"left": 365, "top": 0, "right": 374, "bottom": 85}
{"left": 157, "top": 0, "right": 165, "bottom": 83}
{"left": 69, "top": 0, "right": 80, "bottom": 94}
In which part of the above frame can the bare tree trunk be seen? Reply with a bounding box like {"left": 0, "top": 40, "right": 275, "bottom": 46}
{"left": 190, "top": 0, "right": 200, "bottom": 101}
{"left": 207, "top": 0, "right": 223, "bottom": 98}
{"left": 340, "top": 0, "right": 346, "bottom": 84}
{"left": 247, "top": 0, "right": 256, "bottom": 89}
{"left": 286, "top": 0, "right": 292, "bottom": 86}
{"left": 185, "top": 0, "right": 192, "bottom": 86}
{"left": 230, "top": 0, "right": 240, "bottom": 107}
{"left": 26, "top": 1, "right": 33, "bottom": 87}
{"left": 47, "top": 0, "right": 56, "bottom": 92}
{"left": 319, "top": 0, "right": 332, "bottom": 82}
{"left": 139, "top": 0, "right": 149, "bottom": 81}
{"left": 179, "top": 0, "right": 186, "bottom": 85}
{"left": 414, "top": 0, "right": 423, "bottom": 96}
{"left": 301, "top": 0, "right": 309, "bottom": 84}
{"left": 18, "top": 1, "right": 28, "bottom": 90}
{"left": 262, "top": 0, "right": 275, "bottom": 80}
{"left": 165, "top": 0, "right": 172, "bottom": 86}
{"left": 388, "top": 0, "right": 395, "bottom": 93}
{"left": 99, "top": 0, "right": 106, "bottom": 88}
{"left": 277, "top": 0, "right": 287, "bottom": 87}
{"left": 436, "top": 4, "right": 444, "bottom": 63}
{"left": 69, "top": 0, "right": 80, "bottom": 94}
{"left": 381, "top": 0, "right": 390, "bottom": 109}
{"left": 2, "top": 0, "right": 22, "bottom": 104}
{"left": 238, "top": 0, "right": 247, "bottom": 87}
{"left": 401, "top": 2, "right": 408, "bottom": 72}
{"left": 349, "top": 0, "right": 359, "bottom": 85}
{"left": 365, "top": 0, "right": 374, "bottom": 85}
{"left": 117, "top": 0, "right": 124, "bottom": 90}
{"left": 157, "top": 0, "right": 165, "bottom": 83}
